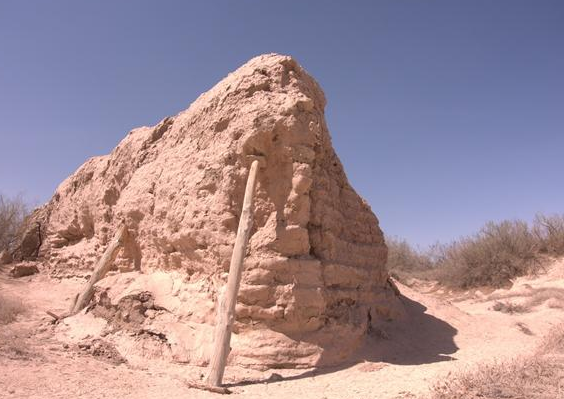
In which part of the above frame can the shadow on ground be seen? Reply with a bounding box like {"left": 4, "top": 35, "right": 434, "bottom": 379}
{"left": 226, "top": 294, "right": 459, "bottom": 387}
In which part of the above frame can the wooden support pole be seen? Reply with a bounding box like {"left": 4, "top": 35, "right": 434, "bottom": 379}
{"left": 70, "top": 222, "right": 128, "bottom": 315}
{"left": 206, "top": 160, "right": 260, "bottom": 387}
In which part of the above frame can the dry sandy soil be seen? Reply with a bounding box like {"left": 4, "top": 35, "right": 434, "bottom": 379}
{"left": 2, "top": 259, "right": 563, "bottom": 399}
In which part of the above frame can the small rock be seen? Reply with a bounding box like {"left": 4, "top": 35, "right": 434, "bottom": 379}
{"left": 267, "top": 373, "right": 283, "bottom": 382}
{"left": 9, "top": 263, "right": 39, "bottom": 278}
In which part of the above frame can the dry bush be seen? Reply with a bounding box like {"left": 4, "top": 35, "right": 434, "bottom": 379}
{"left": 539, "top": 323, "right": 564, "bottom": 355}
{"left": 0, "top": 329, "right": 33, "bottom": 360}
{"left": 525, "top": 287, "right": 564, "bottom": 310}
{"left": 0, "top": 293, "right": 26, "bottom": 324}
{"left": 436, "top": 221, "right": 540, "bottom": 289}
{"left": 489, "top": 287, "right": 564, "bottom": 313}
{"left": 0, "top": 293, "right": 34, "bottom": 360}
{"left": 0, "top": 323, "right": 37, "bottom": 360}
{"left": 430, "top": 357, "right": 564, "bottom": 399}
{"left": 387, "top": 218, "right": 562, "bottom": 289}
{"left": 534, "top": 214, "right": 564, "bottom": 256}
{"left": 385, "top": 237, "right": 436, "bottom": 283}
{"left": 492, "top": 301, "right": 526, "bottom": 314}
{"left": 429, "top": 323, "right": 564, "bottom": 399}
{"left": 0, "top": 193, "right": 29, "bottom": 252}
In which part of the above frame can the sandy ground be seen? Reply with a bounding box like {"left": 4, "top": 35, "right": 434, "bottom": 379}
{"left": 2, "top": 260, "right": 563, "bottom": 399}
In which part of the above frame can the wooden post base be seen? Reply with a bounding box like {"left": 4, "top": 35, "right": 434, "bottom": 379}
{"left": 182, "top": 381, "right": 232, "bottom": 394}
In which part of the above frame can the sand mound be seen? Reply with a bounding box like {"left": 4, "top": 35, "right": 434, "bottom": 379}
{"left": 26, "top": 53, "right": 403, "bottom": 368}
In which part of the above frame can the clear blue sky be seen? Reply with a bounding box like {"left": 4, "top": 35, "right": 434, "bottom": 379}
{"left": 1, "top": 1, "right": 563, "bottom": 248}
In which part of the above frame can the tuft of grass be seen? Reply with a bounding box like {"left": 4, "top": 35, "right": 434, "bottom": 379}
{"left": 0, "top": 325, "right": 37, "bottom": 361}
{"left": 386, "top": 214, "right": 564, "bottom": 289}
{"left": 489, "top": 287, "right": 564, "bottom": 313}
{"left": 0, "top": 293, "right": 26, "bottom": 324}
{"left": 492, "top": 301, "right": 526, "bottom": 314}
{"left": 0, "top": 293, "right": 34, "bottom": 360}
{"left": 538, "top": 323, "right": 564, "bottom": 355}
{"left": 525, "top": 288, "right": 564, "bottom": 310}
{"left": 429, "top": 323, "right": 564, "bottom": 399}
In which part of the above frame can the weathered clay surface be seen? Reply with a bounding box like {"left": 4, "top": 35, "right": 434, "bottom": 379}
{"left": 33, "top": 54, "right": 403, "bottom": 368}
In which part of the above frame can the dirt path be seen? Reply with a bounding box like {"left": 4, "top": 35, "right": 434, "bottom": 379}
{"left": 2, "top": 261, "right": 563, "bottom": 399}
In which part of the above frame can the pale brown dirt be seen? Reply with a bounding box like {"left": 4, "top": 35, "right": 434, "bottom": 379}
{"left": 2, "top": 259, "right": 563, "bottom": 399}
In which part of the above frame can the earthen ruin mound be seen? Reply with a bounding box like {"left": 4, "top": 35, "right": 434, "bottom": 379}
{"left": 27, "top": 54, "right": 403, "bottom": 368}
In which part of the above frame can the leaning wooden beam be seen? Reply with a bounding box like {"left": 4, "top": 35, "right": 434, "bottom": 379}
{"left": 46, "top": 223, "right": 129, "bottom": 321}
{"left": 70, "top": 222, "right": 129, "bottom": 315}
{"left": 206, "top": 159, "right": 260, "bottom": 387}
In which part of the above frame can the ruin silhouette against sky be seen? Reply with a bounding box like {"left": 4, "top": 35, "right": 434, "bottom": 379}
{"left": 1, "top": 1, "right": 562, "bottom": 247}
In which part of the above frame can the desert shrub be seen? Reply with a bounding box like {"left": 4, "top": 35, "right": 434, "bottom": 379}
{"left": 539, "top": 323, "right": 564, "bottom": 355}
{"left": 525, "top": 288, "right": 564, "bottom": 310}
{"left": 488, "top": 287, "right": 564, "bottom": 313}
{"left": 429, "top": 323, "right": 564, "bottom": 399}
{"left": 492, "top": 301, "right": 526, "bottom": 314}
{"left": 0, "top": 293, "right": 26, "bottom": 324}
{"left": 430, "top": 357, "right": 564, "bottom": 399}
{"left": 0, "top": 193, "right": 28, "bottom": 252}
{"left": 0, "top": 323, "right": 35, "bottom": 360}
{"left": 386, "top": 217, "right": 564, "bottom": 289}
{"left": 385, "top": 237, "right": 436, "bottom": 283}
{"left": 436, "top": 220, "right": 540, "bottom": 288}
{"left": 533, "top": 213, "right": 564, "bottom": 256}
